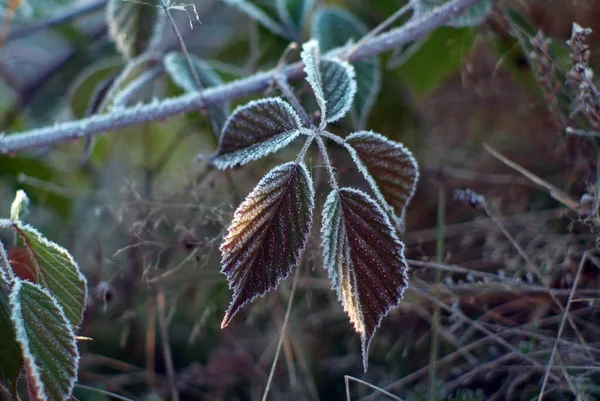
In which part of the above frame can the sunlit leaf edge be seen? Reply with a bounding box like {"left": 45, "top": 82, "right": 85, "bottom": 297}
{"left": 320, "top": 187, "right": 409, "bottom": 370}
{"left": 220, "top": 161, "right": 314, "bottom": 327}
{"left": 344, "top": 131, "right": 419, "bottom": 228}
{"left": 9, "top": 279, "right": 78, "bottom": 401}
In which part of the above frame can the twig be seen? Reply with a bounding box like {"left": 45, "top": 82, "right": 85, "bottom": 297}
{"left": 261, "top": 262, "right": 301, "bottom": 401}
{"left": 345, "top": 375, "right": 404, "bottom": 401}
{"left": 538, "top": 252, "right": 588, "bottom": 400}
{"left": 0, "top": 0, "right": 480, "bottom": 154}
{"left": 156, "top": 288, "right": 179, "bottom": 401}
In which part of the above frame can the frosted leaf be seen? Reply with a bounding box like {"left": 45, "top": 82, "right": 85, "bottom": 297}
{"left": 164, "top": 52, "right": 230, "bottom": 133}
{"left": 275, "top": 0, "right": 315, "bottom": 38}
{"left": 301, "top": 40, "right": 327, "bottom": 127}
{"left": 345, "top": 131, "right": 419, "bottom": 229}
{"left": 12, "top": 220, "right": 87, "bottom": 327}
{"left": 10, "top": 189, "right": 29, "bottom": 222}
{"left": 220, "top": 162, "right": 314, "bottom": 327}
{"left": 320, "top": 58, "right": 356, "bottom": 124}
{"left": 321, "top": 188, "right": 408, "bottom": 371}
{"left": 0, "top": 241, "right": 13, "bottom": 282}
{"left": 312, "top": 6, "right": 381, "bottom": 129}
{"left": 0, "top": 275, "right": 22, "bottom": 393}
{"left": 10, "top": 280, "right": 78, "bottom": 401}
{"left": 412, "top": 0, "right": 491, "bottom": 28}
{"left": 107, "top": 0, "right": 165, "bottom": 59}
{"left": 212, "top": 98, "right": 304, "bottom": 169}
{"left": 222, "top": 0, "right": 289, "bottom": 39}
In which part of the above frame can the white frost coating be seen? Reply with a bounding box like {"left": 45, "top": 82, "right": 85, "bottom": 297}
{"left": 212, "top": 97, "right": 304, "bottom": 169}
{"left": 321, "top": 58, "right": 357, "bottom": 124}
{"left": 10, "top": 279, "right": 79, "bottom": 401}
{"left": 0, "top": 240, "right": 14, "bottom": 282}
{"left": 10, "top": 189, "right": 29, "bottom": 222}
{"left": 14, "top": 221, "right": 88, "bottom": 326}
{"left": 301, "top": 40, "right": 327, "bottom": 128}
{"left": 411, "top": 0, "right": 491, "bottom": 28}
{"left": 222, "top": 0, "right": 288, "bottom": 39}
{"left": 345, "top": 130, "right": 419, "bottom": 229}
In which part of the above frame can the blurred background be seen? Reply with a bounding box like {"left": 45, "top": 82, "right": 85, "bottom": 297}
{"left": 1, "top": 0, "right": 600, "bottom": 399}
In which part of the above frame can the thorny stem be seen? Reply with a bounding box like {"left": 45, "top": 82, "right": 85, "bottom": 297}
{"left": 315, "top": 135, "right": 339, "bottom": 191}
{"left": 0, "top": 0, "right": 480, "bottom": 154}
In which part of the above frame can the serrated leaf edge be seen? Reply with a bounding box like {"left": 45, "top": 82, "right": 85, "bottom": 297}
{"left": 212, "top": 97, "right": 306, "bottom": 169}
{"left": 221, "top": 161, "right": 315, "bottom": 326}
{"left": 0, "top": 241, "right": 14, "bottom": 283}
{"left": 13, "top": 221, "right": 88, "bottom": 326}
{"left": 345, "top": 131, "right": 419, "bottom": 228}
{"left": 322, "top": 57, "right": 357, "bottom": 124}
{"left": 301, "top": 40, "right": 326, "bottom": 126}
{"left": 9, "top": 279, "right": 79, "bottom": 401}
{"left": 320, "top": 187, "right": 409, "bottom": 369}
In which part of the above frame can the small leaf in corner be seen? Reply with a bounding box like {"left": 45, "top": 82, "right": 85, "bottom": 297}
{"left": 345, "top": 131, "right": 419, "bottom": 229}
{"left": 10, "top": 280, "right": 78, "bottom": 401}
{"left": 221, "top": 162, "right": 314, "bottom": 328}
{"left": 211, "top": 98, "right": 305, "bottom": 169}
{"left": 321, "top": 188, "right": 408, "bottom": 370}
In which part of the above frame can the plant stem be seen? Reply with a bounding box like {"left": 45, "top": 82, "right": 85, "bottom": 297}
{"left": 0, "top": 0, "right": 480, "bottom": 154}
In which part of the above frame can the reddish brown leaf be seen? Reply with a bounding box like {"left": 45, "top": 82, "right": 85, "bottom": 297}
{"left": 220, "top": 162, "right": 314, "bottom": 328}
{"left": 321, "top": 188, "right": 408, "bottom": 370}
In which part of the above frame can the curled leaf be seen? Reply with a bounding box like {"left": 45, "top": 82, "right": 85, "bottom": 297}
{"left": 211, "top": 98, "right": 304, "bottom": 169}
{"left": 345, "top": 131, "right": 419, "bottom": 228}
{"left": 221, "top": 162, "right": 314, "bottom": 328}
{"left": 301, "top": 40, "right": 326, "bottom": 127}
{"left": 10, "top": 280, "right": 78, "bottom": 401}
{"left": 321, "top": 188, "right": 408, "bottom": 370}
{"left": 312, "top": 6, "right": 380, "bottom": 129}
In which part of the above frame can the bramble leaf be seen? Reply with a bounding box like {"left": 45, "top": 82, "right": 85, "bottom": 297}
{"left": 10, "top": 280, "right": 78, "bottom": 401}
{"left": 413, "top": 0, "right": 492, "bottom": 28}
{"left": 276, "top": 0, "right": 315, "bottom": 39}
{"left": 164, "top": 52, "right": 231, "bottom": 133}
{"left": 0, "top": 276, "right": 22, "bottom": 394}
{"left": 321, "top": 188, "right": 408, "bottom": 371}
{"left": 211, "top": 98, "right": 304, "bottom": 169}
{"left": 345, "top": 131, "right": 419, "bottom": 229}
{"left": 301, "top": 40, "right": 356, "bottom": 126}
{"left": 12, "top": 222, "right": 87, "bottom": 327}
{"left": 222, "top": 0, "right": 289, "bottom": 39}
{"left": 221, "top": 162, "right": 314, "bottom": 328}
{"left": 107, "top": 0, "right": 165, "bottom": 59}
{"left": 312, "top": 6, "right": 381, "bottom": 129}
{"left": 320, "top": 58, "right": 356, "bottom": 124}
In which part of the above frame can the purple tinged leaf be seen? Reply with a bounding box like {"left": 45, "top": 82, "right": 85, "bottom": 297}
{"left": 212, "top": 98, "right": 304, "bottom": 169}
{"left": 320, "top": 58, "right": 356, "bottom": 124}
{"left": 221, "top": 162, "right": 314, "bottom": 328}
{"left": 321, "top": 188, "right": 408, "bottom": 371}
{"left": 345, "top": 131, "right": 419, "bottom": 230}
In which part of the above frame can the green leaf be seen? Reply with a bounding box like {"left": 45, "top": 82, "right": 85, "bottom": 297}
{"left": 276, "top": 0, "right": 314, "bottom": 38}
{"left": 301, "top": 40, "right": 326, "bottom": 126}
{"left": 0, "top": 276, "right": 22, "bottom": 394}
{"left": 164, "top": 52, "right": 231, "bottom": 134}
{"left": 211, "top": 98, "right": 304, "bottom": 169}
{"left": 320, "top": 58, "right": 356, "bottom": 124}
{"left": 11, "top": 220, "right": 87, "bottom": 327}
{"left": 222, "top": 0, "right": 289, "bottom": 40}
{"left": 345, "top": 131, "right": 419, "bottom": 230}
{"left": 312, "top": 6, "right": 381, "bottom": 129}
{"left": 10, "top": 280, "right": 78, "bottom": 401}
{"left": 413, "top": 0, "right": 492, "bottom": 28}
{"left": 106, "top": 0, "right": 165, "bottom": 59}
{"left": 220, "top": 162, "right": 314, "bottom": 327}
{"left": 321, "top": 188, "right": 408, "bottom": 371}
{"left": 394, "top": 26, "right": 476, "bottom": 95}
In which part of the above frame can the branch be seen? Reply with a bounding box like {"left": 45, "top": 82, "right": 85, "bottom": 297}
{"left": 0, "top": 0, "right": 480, "bottom": 154}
